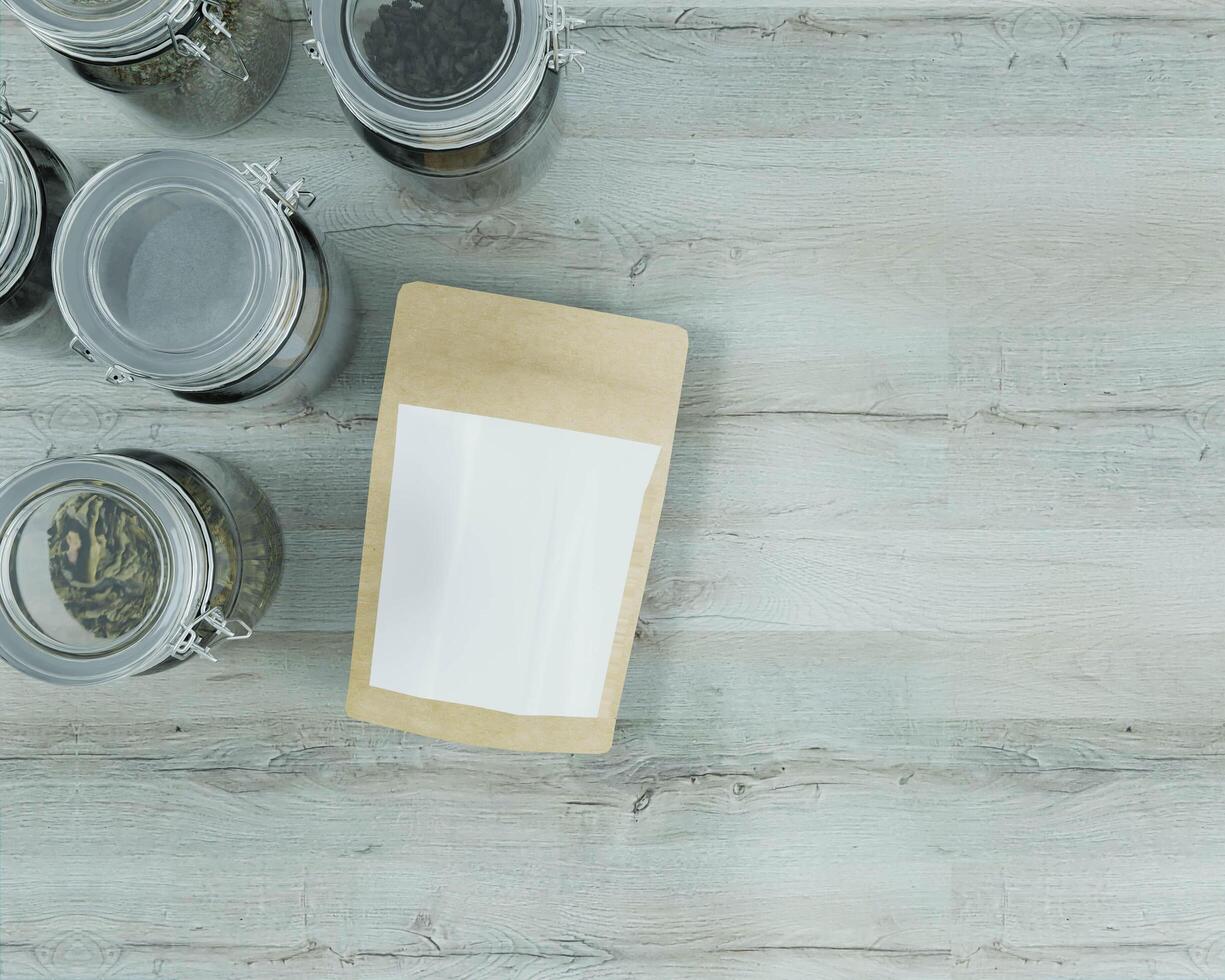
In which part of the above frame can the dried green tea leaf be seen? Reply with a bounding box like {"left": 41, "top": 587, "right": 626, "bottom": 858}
{"left": 47, "top": 492, "right": 160, "bottom": 640}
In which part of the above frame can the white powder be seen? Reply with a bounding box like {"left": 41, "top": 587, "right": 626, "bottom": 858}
{"left": 125, "top": 203, "right": 251, "bottom": 348}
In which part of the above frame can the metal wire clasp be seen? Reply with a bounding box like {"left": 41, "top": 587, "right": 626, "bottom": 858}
{"left": 71, "top": 335, "right": 136, "bottom": 385}
{"left": 169, "top": 0, "right": 252, "bottom": 83}
{"left": 547, "top": 0, "right": 586, "bottom": 71}
{"left": 171, "top": 607, "right": 253, "bottom": 663}
{"left": 301, "top": 2, "right": 324, "bottom": 62}
{"left": 241, "top": 158, "right": 316, "bottom": 217}
{"left": 0, "top": 81, "right": 36, "bottom": 127}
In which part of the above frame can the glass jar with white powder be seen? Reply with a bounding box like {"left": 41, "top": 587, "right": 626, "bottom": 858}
{"left": 53, "top": 149, "right": 355, "bottom": 405}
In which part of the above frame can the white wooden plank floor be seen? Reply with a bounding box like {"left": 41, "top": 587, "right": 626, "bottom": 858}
{"left": 2, "top": 2, "right": 1225, "bottom": 978}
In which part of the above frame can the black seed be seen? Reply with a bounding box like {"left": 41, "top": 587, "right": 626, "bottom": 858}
{"left": 363, "top": 0, "right": 510, "bottom": 98}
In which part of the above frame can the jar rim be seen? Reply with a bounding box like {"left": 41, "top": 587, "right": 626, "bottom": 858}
{"left": 0, "top": 481, "right": 174, "bottom": 655}
{"left": 311, "top": 0, "right": 551, "bottom": 150}
{"left": 0, "top": 454, "right": 213, "bottom": 685}
{"left": 3, "top": 0, "right": 198, "bottom": 62}
{"left": 0, "top": 125, "right": 43, "bottom": 300}
{"left": 53, "top": 150, "right": 305, "bottom": 393}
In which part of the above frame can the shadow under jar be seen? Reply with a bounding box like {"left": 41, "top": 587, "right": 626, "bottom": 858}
{"left": 306, "top": 0, "right": 585, "bottom": 212}
{"left": 53, "top": 149, "right": 355, "bottom": 406}
{"left": 0, "top": 451, "right": 282, "bottom": 685}
{"left": 2, "top": 0, "right": 291, "bottom": 138}
{"left": 0, "top": 92, "right": 87, "bottom": 343}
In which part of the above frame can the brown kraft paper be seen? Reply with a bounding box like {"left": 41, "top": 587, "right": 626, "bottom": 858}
{"left": 346, "top": 282, "right": 688, "bottom": 753}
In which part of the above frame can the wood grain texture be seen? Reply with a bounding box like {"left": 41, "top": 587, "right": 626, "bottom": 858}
{"left": 2, "top": 0, "right": 1225, "bottom": 977}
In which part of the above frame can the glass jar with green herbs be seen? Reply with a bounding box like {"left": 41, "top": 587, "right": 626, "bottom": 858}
{"left": 3, "top": 0, "right": 292, "bottom": 138}
{"left": 0, "top": 451, "right": 283, "bottom": 685}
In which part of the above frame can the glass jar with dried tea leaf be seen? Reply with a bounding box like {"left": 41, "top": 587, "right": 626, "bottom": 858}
{"left": 0, "top": 86, "right": 87, "bottom": 343}
{"left": 54, "top": 149, "right": 356, "bottom": 405}
{"left": 2, "top": 0, "right": 291, "bottom": 138}
{"left": 0, "top": 451, "right": 282, "bottom": 685}
{"left": 305, "top": 0, "right": 585, "bottom": 212}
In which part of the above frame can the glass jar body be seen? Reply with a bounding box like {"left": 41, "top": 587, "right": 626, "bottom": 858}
{"left": 119, "top": 450, "right": 283, "bottom": 638}
{"left": 344, "top": 67, "right": 562, "bottom": 212}
{"left": 0, "top": 126, "right": 84, "bottom": 342}
{"left": 173, "top": 215, "right": 356, "bottom": 406}
{"left": 0, "top": 451, "right": 282, "bottom": 685}
{"left": 47, "top": 0, "right": 292, "bottom": 138}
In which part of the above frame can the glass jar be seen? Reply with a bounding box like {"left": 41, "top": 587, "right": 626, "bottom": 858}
{"left": 0, "top": 88, "right": 86, "bottom": 342}
{"left": 0, "top": 450, "right": 282, "bottom": 685}
{"left": 53, "top": 149, "right": 356, "bottom": 406}
{"left": 305, "top": 0, "right": 584, "bottom": 212}
{"left": 3, "top": 0, "right": 292, "bottom": 138}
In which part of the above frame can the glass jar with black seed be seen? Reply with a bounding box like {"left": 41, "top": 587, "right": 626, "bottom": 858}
{"left": 0, "top": 89, "right": 87, "bottom": 344}
{"left": 2, "top": 0, "right": 292, "bottom": 138}
{"left": 306, "top": 0, "right": 585, "bottom": 212}
{"left": 0, "top": 451, "right": 282, "bottom": 686}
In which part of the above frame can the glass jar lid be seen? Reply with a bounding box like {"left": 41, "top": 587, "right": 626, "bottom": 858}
{"left": 0, "top": 124, "right": 42, "bottom": 301}
{"left": 311, "top": 0, "right": 549, "bottom": 149}
{"left": 53, "top": 150, "right": 304, "bottom": 392}
{"left": 2, "top": 0, "right": 200, "bottom": 61}
{"left": 0, "top": 455, "right": 212, "bottom": 684}
{"left": 7, "top": 486, "right": 165, "bottom": 654}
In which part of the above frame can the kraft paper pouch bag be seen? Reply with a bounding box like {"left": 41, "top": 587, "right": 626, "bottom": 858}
{"left": 347, "top": 283, "right": 688, "bottom": 753}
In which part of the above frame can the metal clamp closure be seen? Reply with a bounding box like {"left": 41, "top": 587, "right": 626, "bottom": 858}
{"left": 301, "top": 2, "right": 326, "bottom": 63}
{"left": 166, "top": 0, "right": 197, "bottom": 30}
{"left": 0, "top": 81, "right": 36, "bottom": 127}
{"left": 68, "top": 337, "right": 95, "bottom": 363}
{"left": 546, "top": 0, "right": 586, "bottom": 71}
{"left": 104, "top": 365, "right": 135, "bottom": 386}
{"left": 241, "top": 158, "right": 316, "bottom": 217}
{"left": 71, "top": 337, "right": 132, "bottom": 389}
{"left": 171, "top": 607, "right": 253, "bottom": 663}
{"left": 170, "top": 0, "right": 252, "bottom": 83}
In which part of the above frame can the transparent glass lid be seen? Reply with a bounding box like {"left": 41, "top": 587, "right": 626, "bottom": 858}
{"left": 0, "top": 126, "right": 41, "bottom": 299}
{"left": 96, "top": 188, "right": 258, "bottom": 353}
{"left": 348, "top": 0, "right": 517, "bottom": 103}
{"left": 3, "top": 485, "right": 166, "bottom": 655}
{"left": 4, "top": 0, "right": 186, "bottom": 54}
{"left": 0, "top": 454, "right": 214, "bottom": 684}
{"left": 0, "top": 144, "right": 12, "bottom": 269}
{"left": 53, "top": 150, "right": 300, "bottom": 387}
{"left": 318, "top": 0, "right": 548, "bottom": 149}
{"left": 33, "top": 0, "right": 150, "bottom": 14}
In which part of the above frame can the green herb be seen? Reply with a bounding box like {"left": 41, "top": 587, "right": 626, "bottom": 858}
{"left": 60, "top": 0, "right": 290, "bottom": 137}
{"left": 123, "top": 450, "right": 283, "bottom": 632}
{"left": 47, "top": 492, "right": 160, "bottom": 640}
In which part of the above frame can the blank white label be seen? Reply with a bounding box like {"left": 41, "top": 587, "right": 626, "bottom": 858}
{"left": 369, "top": 404, "right": 661, "bottom": 718}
